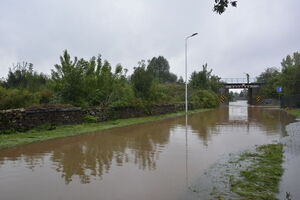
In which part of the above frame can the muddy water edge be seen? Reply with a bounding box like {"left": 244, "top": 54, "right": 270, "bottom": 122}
{"left": 0, "top": 101, "right": 297, "bottom": 200}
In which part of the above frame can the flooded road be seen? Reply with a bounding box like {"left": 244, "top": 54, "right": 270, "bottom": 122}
{"left": 0, "top": 101, "right": 296, "bottom": 200}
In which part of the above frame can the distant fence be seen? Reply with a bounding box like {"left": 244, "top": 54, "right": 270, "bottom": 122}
{"left": 220, "top": 78, "right": 259, "bottom": 84}
{"left": 281, "top": 94, "right": 300, "bottom": 108}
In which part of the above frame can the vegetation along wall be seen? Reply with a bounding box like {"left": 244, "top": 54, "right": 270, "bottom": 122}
{"left": 0, "top": 103, "right": 202, "bottom": 132}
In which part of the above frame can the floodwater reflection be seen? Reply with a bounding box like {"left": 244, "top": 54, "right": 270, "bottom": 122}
{"left": 0, "top": 101, "right": 295, "bottom": 200}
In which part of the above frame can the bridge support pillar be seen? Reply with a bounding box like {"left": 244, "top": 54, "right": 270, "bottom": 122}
{"left": 248, "top": 88, "right": 260, "bottom": 105}
{"left": 219, "top": 87, "right": 229, "bottom": 105}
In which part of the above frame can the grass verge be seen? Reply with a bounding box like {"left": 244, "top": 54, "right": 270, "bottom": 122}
{"left": 0, "top": 108, "right": 210, "bottom": 150}
{"left": 285, "top": 109, "right": 300, "bottom": 117}
{"left": 230, "top": 144, "right": 284, "bottom": 200}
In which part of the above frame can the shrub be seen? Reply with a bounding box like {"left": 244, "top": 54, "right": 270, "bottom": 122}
{"left": 150, "top": 83, "right": 185, "bottom": 104}
{"left": 38, "top": 89, "right": 54, "bottom": 104}
{"left": 0, "top": 86, "right": 40, "bottom": 110}
{"left": 190, "top": 89, "right": 219, "bottom": 108}
{"left": 83, "top": 115, "right": 98, "bottom": 123}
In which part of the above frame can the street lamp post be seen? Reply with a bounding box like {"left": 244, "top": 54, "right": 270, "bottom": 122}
{"left": 185, "top": 33, "right": 198, "bottom": 113}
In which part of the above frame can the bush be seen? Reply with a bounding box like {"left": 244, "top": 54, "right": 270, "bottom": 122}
{"left": 83, "top": 115, "right": 98, "bottom": 123}
{"left": 150, "top": 83, "right": 185, "bottom": 104}
{"left": 109, "top": 83, "right": 136, "bottom": 108}
{"left": 0, "top": 86, "right": 40, "bottom": 110}
{"left": 190, "top": 89, "right": 219, "bottom": 108}
{"left": 38, "top": 89, "right": 54, "bottom": 104}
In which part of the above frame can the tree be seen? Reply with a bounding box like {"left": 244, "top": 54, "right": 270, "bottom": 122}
{"left": 189, "top": 63, "right": 221, "bottom": 92}
{"left": 5, "top": 62, "right": 48, "bottom": 92}
{"left": 213, "top": 0, "right": 237, "bottom": 14}
{"left": 147, "top": 56, "right": 177, "bottom": 83}
{"left": 257, "top": 52, "right": 300, "bottom": 97}
{"left": 51, "top": 50, "right": 86, "bottom": 106}
{"left": 210, "top": 75, "right": 222, "bottom": 93}
{"left": 257, "top": 67, "right": 281, "bottom": 98}
{"left": 131, "top": 60, "right": 154, "bottom": 99}
{"left": 177, "top": 76, "right": 184, "bottom": 84}
{"left": 190, "top": 64, "right": 211, "bottom": 90}
{"left": 51, "top": 50, "right": 133, "bottom": 107}
{"left": 280, "top": 52, "right": 300, "bottom": 95}
{"left": 239, "top": 89, "right": 247, "bottom": 98}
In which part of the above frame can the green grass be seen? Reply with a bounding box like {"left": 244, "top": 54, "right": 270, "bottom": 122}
{"left": 0, "top": 109, "right": 209, "bottom": 150}
{"left": 230, "top": 144, "right": 284, "bottom": 200}
{"left": 285, "top": 109, "right": 300, "bottom": 117}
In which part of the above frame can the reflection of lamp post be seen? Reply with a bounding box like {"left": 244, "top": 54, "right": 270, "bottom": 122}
{"left": 185, "top": 114, "right": 188, "bottom": 187}
{"left": 185, "top": 33, "right": 198, "bottom": 113}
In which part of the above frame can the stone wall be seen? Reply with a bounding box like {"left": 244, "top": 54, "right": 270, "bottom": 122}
{"left": 0, "top": 106, "right": 84, "bottom": 131}
{"left": 0, "top": 104, "right": 193, "bottom": 131}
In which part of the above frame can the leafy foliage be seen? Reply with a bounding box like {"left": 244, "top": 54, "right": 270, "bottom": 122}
{"left": 0, "top": 86, "right": 40, "bottom": 110}
{"left": 5, "top": 62, "right": 48, "bottom": 92}
{"left": 131, "top": 60, "right": 154, "bottom": 99}
{"left": 230, "top": 144, "right": 283, "bottom": 200}
{"left": 147, "top": 56, "right": 177, "bottom": 83}
{"left": 190, "top": 89, "right": 219, "bottom": 108}
{"left": 213, "top": 0, "right": 237, "bottom": 14}
{"left": 189, "top": 63, "right": 222, "bottom": 93}
{"left": 280, "top": 52, "right": 300, "bottom": 95}
{"left": 83, "top": 115, "right": 98, "bottom": 123}
{"left": 51, "top": 50, "right": 134, "bottom": 107}
{"left": 0, "top": 51, "right": 220, "bottom": 110}
{"left": 257, "top": 67, "right": 281, "bottom": 98}
{"left": 258, "top": 52, "right": 300, "bottom": 97}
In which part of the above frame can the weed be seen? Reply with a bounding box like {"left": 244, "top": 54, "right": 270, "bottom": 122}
{"left": 230, "top": 144, "right": 284, "bottom": 200}
{"left": 83, "top": 115, "right": 98, "bottom": 123}
{"left": 285, "top": 109, "right": 300, "bottom": 117}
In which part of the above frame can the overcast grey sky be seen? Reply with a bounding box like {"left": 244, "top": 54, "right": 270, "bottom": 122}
{"left": 0, "top": 0, "right": 299, "bottom": 80}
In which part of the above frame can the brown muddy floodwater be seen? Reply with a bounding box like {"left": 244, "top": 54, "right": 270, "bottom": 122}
{"left": 0, "top": 101, "right": 296, "bottom": 200}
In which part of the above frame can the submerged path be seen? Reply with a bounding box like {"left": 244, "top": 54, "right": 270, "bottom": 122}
{"left": 0, "top": 101, "right": 297, "bottom": 200}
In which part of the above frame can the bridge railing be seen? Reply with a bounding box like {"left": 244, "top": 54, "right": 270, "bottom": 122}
{"left": 220, "top": 78, "right": 259, "bottom": 83}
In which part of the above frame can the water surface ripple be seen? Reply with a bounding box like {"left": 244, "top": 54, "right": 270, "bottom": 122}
{"left": 0, "top": 101, "right": 295, "bottom": 200}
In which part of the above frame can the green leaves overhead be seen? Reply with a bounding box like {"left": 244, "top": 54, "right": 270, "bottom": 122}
{"left": 213, "top": 0, "right": 237, "bottom": 14}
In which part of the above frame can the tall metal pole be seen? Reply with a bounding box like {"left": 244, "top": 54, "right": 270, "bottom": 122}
{"left": 184, "top": 33, "right": 197, "bottom": 188}
{"left": 185, "top": 38, "right": 188, "bottom": 114}
{"left": 185, "top": 33, "right": 198, "bottom": 114}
